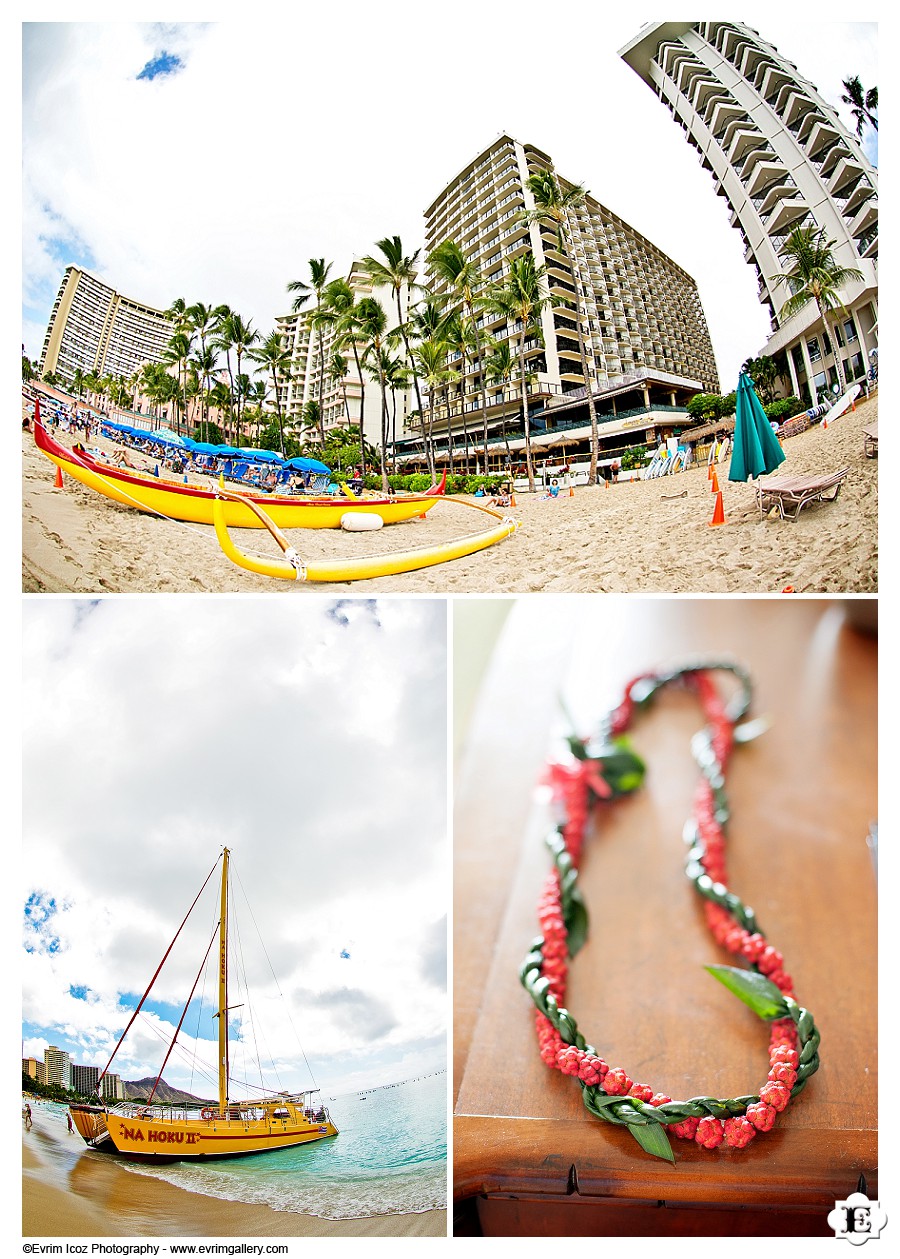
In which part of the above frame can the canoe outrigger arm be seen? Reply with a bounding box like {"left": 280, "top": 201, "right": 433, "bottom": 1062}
{"left": 212, "top": 482, "right": 520, "bottom": 583}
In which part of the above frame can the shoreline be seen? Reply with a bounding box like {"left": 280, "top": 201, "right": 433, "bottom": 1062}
{"left": 22, "top": 1111, "right": 447, "bottom": 1239}
{"left": 22, "top": 393, "right": 877, "bottom": 593}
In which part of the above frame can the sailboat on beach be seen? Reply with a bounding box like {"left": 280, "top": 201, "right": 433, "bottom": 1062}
{"left": 69, "top": 848, "right": 338, "bottom": 1161}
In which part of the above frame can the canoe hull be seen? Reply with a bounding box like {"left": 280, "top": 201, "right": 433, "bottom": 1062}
{"left": 70, "top": 1103, "right": 338, "bottom": 1161}
{"left": 33, "top": 420, "right": 441, "bottom": 529}
{"left": 105, "top": 1113, "right": 339, "bottom": 1161}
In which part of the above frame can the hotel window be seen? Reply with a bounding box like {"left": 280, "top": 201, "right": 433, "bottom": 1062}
{"left": 807, "top": 337, "right": 821, "bottom": 363}
{"left": 843, "top": 318, "right": 858, "bottom": 343}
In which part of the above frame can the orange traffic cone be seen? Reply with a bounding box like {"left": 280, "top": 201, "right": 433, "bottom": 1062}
{"left": 569, "top": 484, "right": 574, "bottom": 497}
{"left": 709, "top": 491, "right": 725, "bottom": 526}
{"left": 510, "top": 493, "right": 516, "bottom": 506}
{"left": 707, "top": 462, "right": 713, "bottom": 480}
{"left": 54, "top": 466, "right": 63, "bottom": 489}
{"left": 710, "top": 469, "right": 720, "bottom": 494}
{"left": 782, "top": 585, "right": 795, "bottom": 593}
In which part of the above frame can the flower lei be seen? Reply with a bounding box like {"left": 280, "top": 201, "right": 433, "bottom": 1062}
{"left": 519, "top": 662, "right": 821, "bottom": 1163}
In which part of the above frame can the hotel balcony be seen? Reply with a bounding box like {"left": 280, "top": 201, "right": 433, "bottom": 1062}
{"left": 766, "top": 195, "right": 809, "bottom": 235}
{"left": 849, "top": 199, "right": 877, "bottom": 240}
{"left": 828, "top": 153, "right": 867, "bottom": 197}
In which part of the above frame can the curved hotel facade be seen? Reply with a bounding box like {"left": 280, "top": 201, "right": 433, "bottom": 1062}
{"left": 620, "top": 22, "right": 878, "bottom": 404}
{"left": 39, "top": 265, "right": 174, "bottom": 386}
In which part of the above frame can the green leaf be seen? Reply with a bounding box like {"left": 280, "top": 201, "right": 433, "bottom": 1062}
{"left": 627, "top": 1121, "right": 675, "bottom": 1163}
{"left": 705, "top": 965, "right": 790, "bottom": 1020}
{"left": 584, "top": 739, "right": 646, "bottom": 797}
{"left": 564, "top": 886, "right": 589, "bottom": 958}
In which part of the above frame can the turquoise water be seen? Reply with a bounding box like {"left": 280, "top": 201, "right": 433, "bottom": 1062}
{"left": 125, "top": 1070, "right": 447, "bottom": 1220}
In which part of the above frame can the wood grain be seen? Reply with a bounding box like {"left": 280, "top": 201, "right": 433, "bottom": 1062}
{"left": 454, "top": 597, "right": 877, "bottom": 1235}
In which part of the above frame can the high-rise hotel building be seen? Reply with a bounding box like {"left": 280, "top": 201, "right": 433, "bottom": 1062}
{"left": 39, "top": 266, "right": 174, "bottom": 386}
{"left": 419, "top": 134, "right": 719, "bottom": 463}
{"left": 620, "top": 22, "right": 878, "bottom": 403}
{"left": 43, "top": 1044, "right": 72, "bottom": 1089}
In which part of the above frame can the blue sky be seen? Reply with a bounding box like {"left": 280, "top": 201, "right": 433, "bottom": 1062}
{"left": 19, "top": 9, "right": 879, "bottom": 389}
{"left": 21, "top": 599, "right": 448, "bottom": 1097}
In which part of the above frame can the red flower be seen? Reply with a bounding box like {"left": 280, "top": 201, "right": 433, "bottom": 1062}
{"left": 602, "top": 1067, "right": 633, "bottom": 1096}
{"left": 745, "top": 1102, "right": 777, "bottom": 1132}
{"left": 723, "top": 1116, "right": 756, "bottom": 1148}
{"left": 670, "top": 1116, "right": 700, "bottom": 1140}
{"left": 759, "top": 1081, "right": 791, "bottom": 1112}
{"left": 695, "top": 1117, "right": 724, "bottom": 1148}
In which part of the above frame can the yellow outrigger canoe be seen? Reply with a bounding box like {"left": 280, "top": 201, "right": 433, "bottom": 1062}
{"left": 34, "top": 417, "right": 444, "bottom": 530}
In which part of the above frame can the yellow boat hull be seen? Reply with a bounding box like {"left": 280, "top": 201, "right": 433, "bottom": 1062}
{"left": 93, "top": 1111, "right": 338, "bottom": 1161}
{"left": 34, "top": 422, "right": 441, "bottom": 530}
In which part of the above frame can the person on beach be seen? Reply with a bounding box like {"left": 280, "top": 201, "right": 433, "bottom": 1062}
{"left": 487, "top": 483, "right": 511, "bottom": 507}
{"left": 24, "top": 1103, "right": 32, "bottom": 1129}
{"left": 67, "top": 1111, "right": 74, "bottom": 1133}
{"left": 541, "top": 479, "right": 560, "bottom": 500}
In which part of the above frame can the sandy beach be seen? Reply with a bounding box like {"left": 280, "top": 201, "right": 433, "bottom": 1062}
{"left": 23, "top": 1107, "right": 446, "bottom": 1238}
{"left": 22, "top": 393, "right": 877, "bottom": 594}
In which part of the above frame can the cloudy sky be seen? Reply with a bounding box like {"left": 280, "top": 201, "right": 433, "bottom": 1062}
{"left": 19, "top": 6, "right": 879, "bottom": 390}
{"left": 21, "top": 598, "right": 448, "bottom": 1098}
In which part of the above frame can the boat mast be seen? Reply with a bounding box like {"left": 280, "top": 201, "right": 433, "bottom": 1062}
{"left": 218, "top": 847, "right": 229, "bottom": 1113}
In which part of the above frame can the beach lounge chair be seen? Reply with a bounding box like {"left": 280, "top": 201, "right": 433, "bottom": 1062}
{"left": 863, "top": 422, "right": 878, "bottom": 458}
{"left": 755, "top": 467, "right": 850, "bottom": 521}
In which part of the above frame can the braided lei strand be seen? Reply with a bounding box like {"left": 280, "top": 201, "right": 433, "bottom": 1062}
{"left": 519, "top": 662, "right": 821, "bottom": 1164}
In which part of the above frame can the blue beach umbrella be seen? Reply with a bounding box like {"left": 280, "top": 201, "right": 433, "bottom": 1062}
{"left": 285, "top": 455, "right": 331, "bottom": 475}
{"left": 238, "top": 447, "right": 283, "bottom": 463}
{"left": 728, "top": 373, "right": 786, "bottom": 482}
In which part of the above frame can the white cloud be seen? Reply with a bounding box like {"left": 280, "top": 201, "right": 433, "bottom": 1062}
{"left": 19, "top": 7, "right": 881, "bottom": 389}
{"left": 22, "top": 598, "right": 448, "bottom": 1093}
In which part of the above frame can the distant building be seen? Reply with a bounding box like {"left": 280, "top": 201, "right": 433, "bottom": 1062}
{"left": 43, "top": 1045, "right": 72, "bottom": 1089}
{"left": 620, "top": 21, "right": 878, "bottom": 403}
{"left": 22, "top": 1056, "right": 46, "bottom": 1085}
{"left": 39, "top": 265, "right": 174, "bottom": 388}
{"left": 71, "top": 1064, "right": 101, "bottom": 1097}
{"left": 101, "top": 1072, "right": 125, "bottom": 1101}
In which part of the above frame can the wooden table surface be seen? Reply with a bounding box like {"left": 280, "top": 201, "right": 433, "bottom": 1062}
{"left": 453, "top": 597, "right": 877, "bottom": 1236}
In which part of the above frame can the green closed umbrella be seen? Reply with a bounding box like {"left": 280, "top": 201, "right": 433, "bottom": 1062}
{"left": 728, "top": 372, "right": 786, "bottom": 482}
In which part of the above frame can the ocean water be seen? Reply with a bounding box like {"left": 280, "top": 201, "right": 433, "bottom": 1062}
{"left": 124, "top": 1070, "right": 447, "bottom": 1220}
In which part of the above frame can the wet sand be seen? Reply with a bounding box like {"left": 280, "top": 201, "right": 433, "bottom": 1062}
{"left": 22, "top": 1109, "right": 446, "bottom": 1238}
{"left": 22, "top": 393, "right": 877, "bottom": 594}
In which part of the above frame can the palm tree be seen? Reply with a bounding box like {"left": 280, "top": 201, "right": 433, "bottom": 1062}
{"left": 288, "top": 259, "right": 333, "bottom": 447}
{"left": 409, "top": 294, "right": 457, "bottom": 476}
{"left": 162, "top": 329, "right": 194, "bottom": 433}
{"left": 190, "top": 344, "right": 220, "bottom": 442}
{"left": 443, "top": 309, "right": 477, "bottom": 472}
{"left": 244, "top": 379, "right": 269, "bottom": 444}
{"left": 428, "top": 240, "right": 493, "bottom": 472}
{"left": 740, "top": 354, "right": 780, "bottom": 404}
{"left": 215, "top": 311, "right": 257, "bottom": 442}
{"left": 485, "top": 341, "right": 517, "bottom": 465}
{"left": 355, "top": 297, "right": 394, "bottom": 492}
{"left": 326, "top": 279, "right": 371, "bottom": 464}
{"left": 328, "top": 351, "right": 351, "bottom": 422}
{"left": 776, "top": 225, "right": 864, "bottom": 396}
{"left": 412, "top": 338, "right": 459, "bottom": 480}
{"left": 380, "top": 351, "right": 411, "bottom": 472}
{"left": 359, "top": 236, "right": 425, "bottom": 429}
{"left": 487, "top": 253, "right": 549, "bottom": 493}
{"left": 522, "top": 167, "right": 601, "bottom": 484}
{"left": 247, "top": 331, "right": 294, "bottom": 455}
{"left": 841, "top": 75, "right": 878, "bottom": 139}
